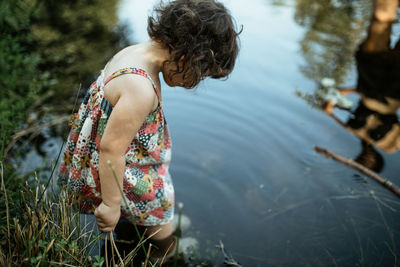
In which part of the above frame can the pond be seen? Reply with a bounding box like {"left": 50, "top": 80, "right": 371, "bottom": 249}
{"left": 21, "top": 0, "right": 400, "bottom": 265}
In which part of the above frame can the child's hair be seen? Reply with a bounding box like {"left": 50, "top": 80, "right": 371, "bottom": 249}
{"left": 147, "top": 0, "right": 242, "bottom": 88}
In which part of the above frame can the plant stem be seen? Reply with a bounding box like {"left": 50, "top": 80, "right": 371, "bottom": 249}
{"left": 0, "top": 162, "right": 12, "bottom": 260}
{"left": 107, "top": 161, "right": 149, "bottom": 260}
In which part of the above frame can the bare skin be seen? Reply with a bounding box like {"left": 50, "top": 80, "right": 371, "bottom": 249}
{"left": 362, "top": 0, "right": 399, "bottom": 52}
{"left": 373, "top": 0, "right": 399, "bottom": 22}
{"left": 323, "top": 0, "right": 400, "bottom": 152}
{"left": 94, "top": 39, "right": 184, "bottom": 239}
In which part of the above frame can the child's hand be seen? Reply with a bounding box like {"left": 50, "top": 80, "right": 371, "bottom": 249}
{"left": 94, "top": 202, "right": 121, "bottom": 232}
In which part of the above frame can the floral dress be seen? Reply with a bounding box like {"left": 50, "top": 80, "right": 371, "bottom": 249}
{"left": 57, "top": 67, "right": 174, "bottom": 226}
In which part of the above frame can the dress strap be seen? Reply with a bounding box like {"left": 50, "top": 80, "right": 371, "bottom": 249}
{"left": 103, "top": 67, "right": 161, "bottom": 102}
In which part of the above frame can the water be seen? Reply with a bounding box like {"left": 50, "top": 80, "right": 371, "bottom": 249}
{"left": 21, "top": 0, "right": 400, "bottom": 265}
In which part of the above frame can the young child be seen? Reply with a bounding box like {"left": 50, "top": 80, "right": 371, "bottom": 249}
{"left": 57, "top": 0, "right": 240, "bottom": 260}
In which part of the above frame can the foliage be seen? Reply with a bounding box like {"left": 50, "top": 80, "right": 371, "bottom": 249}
{"left": 0, "top": 159, "right": 181, "bottom": 266}
{"left": 0, "top": 0, "right": 132, "bottom": 265}
{"left": 292, "top": 0, "right": 375, "bottom": 109}
{"left": 294, "top": 0, "right": 372, "bottom": 84}
{"left": 0, "top": 0, "right": 130, "bottom": 162}
{"left": 0, "top": 162, "right": 104, "bottom": 266}
{"left": 0, "top": 0, "right": 45, "bottom": 161}
{"left": 31, "top": 0, "right": 130, "bottom": 113}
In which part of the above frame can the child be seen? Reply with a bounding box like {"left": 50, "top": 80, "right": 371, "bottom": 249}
{"left": 57, "top": 0, "right": 240, "bottom": 261}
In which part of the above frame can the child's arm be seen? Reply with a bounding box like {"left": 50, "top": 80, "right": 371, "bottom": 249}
{"left": 94, "top": 75, "right": 157, "bottom": 232}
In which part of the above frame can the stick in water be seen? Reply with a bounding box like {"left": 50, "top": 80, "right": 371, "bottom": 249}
{"left": 314, "top": 146, "right": 400, "bottom": 198}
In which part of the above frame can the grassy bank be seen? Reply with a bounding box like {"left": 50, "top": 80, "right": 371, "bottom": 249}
{"left": 0, "top": 0, "right": 128, "bottom": 265}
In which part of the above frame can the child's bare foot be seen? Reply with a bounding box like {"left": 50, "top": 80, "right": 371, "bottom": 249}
{"left": 374, "top": 0, "right": 399, "bottom": 22}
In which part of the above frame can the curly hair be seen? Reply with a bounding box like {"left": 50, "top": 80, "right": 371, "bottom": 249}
{"left": 147, "top": 0, "right": 241, "bottom": 88}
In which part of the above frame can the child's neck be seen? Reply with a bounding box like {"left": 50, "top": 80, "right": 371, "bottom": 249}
{"left": 141, "top": 39, "right": 170, "bottom": 77}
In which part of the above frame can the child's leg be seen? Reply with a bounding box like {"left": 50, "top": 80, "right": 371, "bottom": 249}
{"left": 145, "top": 221, "right": 174, "bottom": 240}
{"left": 100, "top": 219, "right": 176, "bottom": 264}
{"left": 100, "top": 218, "right": 143, "bottom": 265}
{"left": 145, "top": 221, "right": 176, "bottom": 260}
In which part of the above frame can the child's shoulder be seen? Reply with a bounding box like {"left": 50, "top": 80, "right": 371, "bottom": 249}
{"left": 101, "top": 51, "right": 159, "bottom": 116}
{"left": 104, "top": 72, "right": 158, "bottom": 110}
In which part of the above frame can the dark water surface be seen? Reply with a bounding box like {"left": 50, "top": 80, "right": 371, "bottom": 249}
{"left": 21, "top": 0, "right": 400, "bottom": 265}
{"left": 121, "top": 0, "right": 400, "bottom": 266}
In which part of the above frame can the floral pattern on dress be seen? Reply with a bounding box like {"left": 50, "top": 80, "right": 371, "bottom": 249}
{"left": 57, "top": 67, "right": 174, "bottom": 226}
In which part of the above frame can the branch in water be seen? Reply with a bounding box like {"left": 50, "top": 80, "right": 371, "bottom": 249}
{"left": 216, "top": 240, "right": 242, "bottom": 267}
{"left": 314, "top": 146, "right": 400, "bottom": 198}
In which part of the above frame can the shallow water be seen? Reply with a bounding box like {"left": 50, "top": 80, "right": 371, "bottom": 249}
{"left": 20, "top": 0, "right": 400, "bottom": 265}
{"left": 120, "top": 0, "right": 400, "bottom": 265}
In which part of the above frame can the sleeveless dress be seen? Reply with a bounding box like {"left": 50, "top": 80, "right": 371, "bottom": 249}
{"left": 57, "top": 66, "right": 174, "bottom": 226}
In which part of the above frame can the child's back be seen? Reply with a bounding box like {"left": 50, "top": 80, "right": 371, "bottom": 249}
{"left": 57, "top": 0, "right": 241, "bottom": 261}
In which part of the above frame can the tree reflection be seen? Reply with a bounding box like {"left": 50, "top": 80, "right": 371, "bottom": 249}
{"left": 294, "top": 0, "right": 371, "bottom": 85}
{"left": 31, "top": 0, "right": 129, "bottom": 114}
{"left": 295, "top": 0, "right": 400, "bottom": 168}
{"left": 7, "top": 0, "right": 130, "bottom": 160}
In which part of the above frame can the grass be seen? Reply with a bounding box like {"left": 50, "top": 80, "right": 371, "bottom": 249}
{"left": 0, "top": 153, "right": 185, "bottom": 266}
{"left": 0, "top": 160, "right": 169, "bottom": 266}
{"left": 0, "top": 161, "right": 100, "bottom": 266}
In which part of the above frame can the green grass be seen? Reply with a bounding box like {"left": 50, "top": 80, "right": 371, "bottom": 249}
{"left": 0, "top": 160, "right": 171, "bottom": 266}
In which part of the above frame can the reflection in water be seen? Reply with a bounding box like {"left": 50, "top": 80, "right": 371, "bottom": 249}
{"left": 298, "top": 0, "right": 400, "bottom": 171}
{"left": 31, "top": 0, "right": 129, "bottom": 115}
{"left": 14, "top": 0, "right": 129, "bottom": 173}
{"left": 292, "top": 1, "right": 400, "bottom": 264}
{"left": 14, "top": 0, "right": 400, "bottom": 265}
{"left": 324, "top": 1, "right": 400, "bottom": 172}
{"left": 293, "top": 0, "right": 371, "bottom": 83}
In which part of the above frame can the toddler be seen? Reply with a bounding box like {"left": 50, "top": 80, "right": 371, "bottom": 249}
{"left": 57, "top": 0, "right": 241, "bottom": 261}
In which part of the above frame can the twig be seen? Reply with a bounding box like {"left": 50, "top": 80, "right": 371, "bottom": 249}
{"left": 5, "top": 115, "right": 69, "bottom": 157}
{"left": 110, "top": 233, "right": 116, "bottom": 266}
{"left": 55, "top": 243, "right": 83, "bottom": 265}
{"left": 38, "top": 140, "right": 65, "bottom": 204}
{"left": 262, "top": 199, "right": 313, "bottom": 222}
{"left": 144, "top": 243, "right": 152, "bottom": 267}
{"left": 105, "top": 233, "right": 109, "bottom": 267}
{"left": 159, "top": 239, "right": 175, "bottom": 267}
{"left": 0, "top": 162, "right": 11, "bottom": 259}
{"left": 121, "top": 229, "right": 159, "bottom": 265}
{"left": 372, "top": 194, "right": 397, "bottom": 264}
{"left": 216, "top": 240, "right": 242, "bottom": 267}
{"left": 314, "top": 146, "right": 400, "bottom": 198}
{"left": 324, "top": 248, "right": 338, "bottom": 267}
{"left": 5, "top": 83, "right": 81, "bottom": 157}
{"left": 110, "top": 232, "right": 124, "bottom": 266}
